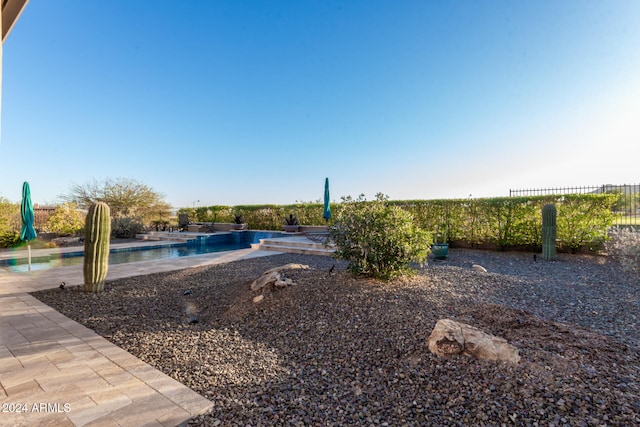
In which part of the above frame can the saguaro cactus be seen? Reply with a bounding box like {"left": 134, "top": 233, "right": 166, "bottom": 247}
{"left": 542, "top": 203, "right": 557, "bottom": 261}
{"left": 84, "top": 202, "right": 111, "bottom": 292}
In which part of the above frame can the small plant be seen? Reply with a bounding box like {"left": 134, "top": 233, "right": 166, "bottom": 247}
{"left": 329, "top": 193, "right": 431, "bottom": 280}
{"left": 233, "top": 214, "right": 245, "bottom": 224}
{"left": 83, "top": 202, "right": 111, "bottom": 293}
{"left": 434, "top": 223, "right": 448, "bottom": 244}
{"left": 605, "top": 226, "right": 640, "bottom": 273}
{"left": 432, "top": 223, "right": 449, "bottom": 260}
{"left": 284, "top": 214, "right": 299, "bottom": 226}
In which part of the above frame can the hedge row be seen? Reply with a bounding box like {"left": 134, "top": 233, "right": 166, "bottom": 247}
{"left": 178, "top": 194, "right": 617, "bottom": 251}
{"left": 179, "top": 203, "right": 333, "bottom": 230}
{"left": 391, "top": 194, "right": 617, "bottom": 251}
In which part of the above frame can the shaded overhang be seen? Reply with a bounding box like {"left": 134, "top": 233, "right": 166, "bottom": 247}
{"left": 2, "top": 0, "right": 29, "bottom": 43}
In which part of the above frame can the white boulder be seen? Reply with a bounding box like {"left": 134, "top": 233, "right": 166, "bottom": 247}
{"left": 427, "top": 319, "right": 520, "bottom": 364}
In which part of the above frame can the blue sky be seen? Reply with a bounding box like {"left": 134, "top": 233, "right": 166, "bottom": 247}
{"left": 1, "top": 1, "right": 639, "bottom": 208}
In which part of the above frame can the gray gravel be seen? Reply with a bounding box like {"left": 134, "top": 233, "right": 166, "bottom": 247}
{"left": 32, "top": 249, "right": 639, "bottom": 426}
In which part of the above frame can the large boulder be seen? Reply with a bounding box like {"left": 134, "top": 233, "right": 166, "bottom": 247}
{"left": 427, "top": 319, "right": 520, "bottom": 364}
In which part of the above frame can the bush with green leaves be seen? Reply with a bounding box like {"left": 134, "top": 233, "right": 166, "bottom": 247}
{"left": 44, "top": 202, "right": 85, "bottom": 235}
{"left": 329, "top": 193, "right": 431, "bottom": 280}
{"left": 110, "top": 216, "right": 145, "bottom": 239}
{"left": 0, "top": 231, "right": 21, "bottom": 248}
{"left": 605, "top": 226, "right": 640, "bottom": 273}
{"left": 0, "top": 197, "right": 20, "bottom": 248}
{"left": 556, "top": 194, "right": 617, "bottom": 252}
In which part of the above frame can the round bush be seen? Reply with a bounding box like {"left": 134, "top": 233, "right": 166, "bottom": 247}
{"left": 110, "top": 217, "right": 145, "bottom": 239}
{"left": 329, "top": 194, "right": 431, "bottom": 280}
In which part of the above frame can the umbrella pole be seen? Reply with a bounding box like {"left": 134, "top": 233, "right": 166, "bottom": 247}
{"left": 28, "top": 245, "right": 31, "bottom": 271}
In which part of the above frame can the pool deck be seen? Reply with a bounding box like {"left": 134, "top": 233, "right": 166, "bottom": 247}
{"left": 0, "top": 238, "right": 284, "bottom": 426}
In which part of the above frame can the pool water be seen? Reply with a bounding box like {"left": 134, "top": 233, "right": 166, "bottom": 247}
{"left": 1, "top": 231, "right": 287, "bottom": 273}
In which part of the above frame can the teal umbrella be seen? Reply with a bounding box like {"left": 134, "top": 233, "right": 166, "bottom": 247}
{"left": 323, "top": 177, "right": 331, "bottom": 223}
{"left": 20, "top": 182, "right": 37, "bottom": 270}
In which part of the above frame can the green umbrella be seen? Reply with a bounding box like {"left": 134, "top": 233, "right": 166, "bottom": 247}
{"left": 20, "top": 182, "right": 37, "bottom": 270}
{"left": 323, "top": 177, "right": 331, "bottom": 223}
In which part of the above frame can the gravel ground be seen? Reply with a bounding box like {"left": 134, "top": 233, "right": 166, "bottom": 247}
{"left": 32, "top": 249, "right": 639, "bottom": 426}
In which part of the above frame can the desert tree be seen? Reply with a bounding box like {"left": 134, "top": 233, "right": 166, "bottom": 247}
{"left": 62, "top": 177, "right": 171, "bottom": 224}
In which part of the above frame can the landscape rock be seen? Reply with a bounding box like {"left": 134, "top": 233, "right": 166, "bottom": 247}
{"left": 252, "top": 295, "right": 264, "bottom": 304}
{"left": 263, "top": 263, "right": 309, "bottom": 275}
{"left": 274, "top": 279, "right": 288, "bottom": 288}
{"left": 472, "top": 264, "right": 488, "bottom": 273}
{"left": 249, "top": 264, "right": 309, "bottom": 291}
{"left": 250, "top": 271, "right": 280, "bottom": 291}
{"left": 427, "top": 318, "right": 520, "bottom": 364}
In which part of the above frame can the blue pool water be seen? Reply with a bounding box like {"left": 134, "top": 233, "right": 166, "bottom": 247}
{"left": 1, "top": 231, "right": 287, "bottom": 273}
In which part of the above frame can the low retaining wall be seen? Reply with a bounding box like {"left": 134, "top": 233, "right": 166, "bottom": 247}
{"left": 187, "top": 223, "right": 328, "bottom": 233}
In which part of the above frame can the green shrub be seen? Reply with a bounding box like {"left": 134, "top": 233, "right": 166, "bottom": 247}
{"left": 484, "top": 197, "right": 539, "bottom": 249}
{"left": 110, "top": 216, "right": 145, "bottom": 238}
{"left": 44, "top": 202, "right": 85, "bottom": 235}
{"left": 0, "top": 231, "right": 21, "bottom": 248}
{"left": 556, "top": 194, "right": 617, "bottom": 252}
{"left": 0, "top": 198, "right": 21, "bottom": 248}
{"left": 329, "top": 193, "right": 431, "bottom": 280}
{"left": 239, "top": 205, "right": 282, "bottom": 230}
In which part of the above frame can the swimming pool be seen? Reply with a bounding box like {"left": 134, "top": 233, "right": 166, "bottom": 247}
{"left": 1, "top": 231, "right": 287, "bottom": 273}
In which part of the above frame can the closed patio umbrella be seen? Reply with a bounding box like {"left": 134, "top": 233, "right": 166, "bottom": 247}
{"left": 20, "top": 181, "right": 37, "bottom": 270}
{"left": 323, "top": 177, "right": 331, "bottom": 223}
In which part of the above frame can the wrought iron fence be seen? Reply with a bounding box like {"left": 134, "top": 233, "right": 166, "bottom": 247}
{"left": 509, "top": 184, "right": 640, "bottom": 225}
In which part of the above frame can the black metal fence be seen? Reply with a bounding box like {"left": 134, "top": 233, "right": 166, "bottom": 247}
{"left": 509, "top": 184, "right": 640, "bottom": 225}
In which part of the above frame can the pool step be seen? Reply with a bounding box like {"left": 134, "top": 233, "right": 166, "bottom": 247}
{"left": 136, "top": 231, "right": 207, "bottom": 243}
{"left": 253, "top": 237, "right": 336, "bottom": 257}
